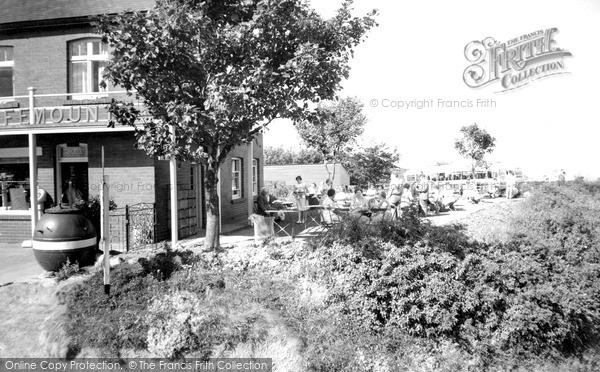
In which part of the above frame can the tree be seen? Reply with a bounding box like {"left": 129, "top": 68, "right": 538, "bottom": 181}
{"left": 295, "top": 96, "right": 366, "bottom": 181}
{"left": 264, "top": 146, "right": 323, "bottom": 165}
{"left": 454, "top": 123, "right": 496, "bottom": 177}
{"left": 97, "top": 0, "right": 377, "bottom": 249}
{"left": 343, "top": 143, "right": 400, "bottom": 187}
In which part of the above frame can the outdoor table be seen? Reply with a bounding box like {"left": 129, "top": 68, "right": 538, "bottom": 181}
{"left": 368, "top": 207, "right": 391, "bottom": 221}
{"left": 265, "top": 208, "right": 302, "bottom": 238}
{"left": 305, "top": 205, "right": 326, "bottom": 227}
{"left": 272, "top": 200, "right": 294, "bottom": 208}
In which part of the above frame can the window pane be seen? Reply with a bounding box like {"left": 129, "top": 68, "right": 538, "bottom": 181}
{"left": 232, "top": 174, "right": 239, "bottom": 194}
{"left": 0, "top": 67, "right": 13, "bottom": 97}
{"left": 71, "top": 41, "right": 87, "bottom": 57}
{"left": 232, "top": 159, "right": 241, "bottom": 197}
{"left": 92, "top": 61, "right": 108, "bottom": 92}
{"left": 69, "top": 62, "right": 87, "bottom": 93}
{"left": 0, "top": 47, "right": 13, "bottom": 62}
{"left": 92, "top": 41, "right": 100, "bottom": 55}
{"left": 252, "top": 159, "right": 258, "bottom": 195}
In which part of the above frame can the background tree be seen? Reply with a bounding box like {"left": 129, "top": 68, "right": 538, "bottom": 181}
{"left": 98, "top": 0, "right": 377, "bottom": 249}
{"left": 454, "top": 123, "right": 496, "bottom": 178}
{"left": 264, "top": 146, "right": 324, "bottom": 165}
{"left": 342, "top": 143, "right": 400, "bottom": 187}
{"left": 295, "top": 96, "right": 366, "bottom": 181}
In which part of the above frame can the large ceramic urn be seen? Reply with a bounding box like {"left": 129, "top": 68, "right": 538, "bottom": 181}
{"left": 32, "top": 207, "right": 97, "bottom": 271}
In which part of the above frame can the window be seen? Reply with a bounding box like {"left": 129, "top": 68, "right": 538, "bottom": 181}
{"left": 252, "top": 158, "right": 258, "bottom": 196}
{"left": 232, "top": 158, "right": 242, "bottom": 199}
{"left": 68, "top": 39, "right": 108, "bottom": 96}
{"left": 0, "top": 46, "right": 14, "bottom": 97}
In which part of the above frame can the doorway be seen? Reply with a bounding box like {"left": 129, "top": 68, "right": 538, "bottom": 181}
{"left": 55, "top": 143, "right": 89, "bottom": 204}
{"left": 59, "top": 163, "right": 89, "bottom": 203}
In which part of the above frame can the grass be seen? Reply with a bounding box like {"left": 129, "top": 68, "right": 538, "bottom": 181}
{"left": 0, "top": 283, "right": 62, "bottom": 358}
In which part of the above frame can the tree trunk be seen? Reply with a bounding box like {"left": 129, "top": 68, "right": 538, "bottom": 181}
{"left": 332, "top": 161, "right": 337, "bottom": 182}
{"left": 324, "top": 160, "right": 335, "bottom": 182}
{"left": 204, "top": 162, "right": 220, "bottom": 250}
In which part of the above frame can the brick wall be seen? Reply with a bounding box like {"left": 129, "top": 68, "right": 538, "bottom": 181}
{"left": 3, "top": 27, "right": 126, "bottom": 108}
{"left": 220, "top": 137, "right": 264, "bottom": 224}
{"left": 87, "top": 133, "right": 155, "bottom": 207}
{"left": 0, "top": 214, "right": 30, "bottom": 243}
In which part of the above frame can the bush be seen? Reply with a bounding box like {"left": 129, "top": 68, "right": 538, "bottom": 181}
{"left": 146, "top": 290, "right": 218, "bottom": 358}
{"left": 59, "top": 248, "right": 298, "bottom": 360}
{"left": 307, "top": 185, "right": 600, "bottom": 367}
{"left": 56, "top": 182, "right": 600, "bottom": 369}
{"left": 79, "top": 196, "right": 118, "bottom": 243}
{"left": 58, "top": 249, "right": 197, "bottom": 355}
{"left": 55, "top": 259, "right": 84, "bottom": 281}
{"left": 58, "top": 265, "right": 162, "bottom": 355}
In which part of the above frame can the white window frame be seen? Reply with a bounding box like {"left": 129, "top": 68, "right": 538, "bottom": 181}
{"left": 252, "top": 158, "right": 258, "bottom": 196}
{"left": 68, "top": 38, "right": 109, "bottom": 99}
{"left": 0, "top": 46, "right": 14, "bottom": 99}
{"left": 231, "top": 158, "right": 242, "bottom": 200}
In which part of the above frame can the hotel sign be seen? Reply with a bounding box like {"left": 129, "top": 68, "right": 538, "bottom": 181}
{"left": 60, "top": 146, "right": 88, "bottom": 159}
{"left": 0, "top": 105, "right": 110, "bottom": 126}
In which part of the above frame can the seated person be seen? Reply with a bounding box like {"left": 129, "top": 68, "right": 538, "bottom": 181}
{"left": 463, "top": 180, "right": 481, "bottom": 204}
{"left": 428, "top": 184, "right": 442, "bottom": 214}
{"left": 257, "top": 187, "right": 283, "bottom": 222}
{"left": 334, "top": 187, "right": 348, "bottom": 204}
{"left": 440, "top": 182, "right": 458, "bottom": 211}
{"left": 399, "top": 183, "right": 414, "bottom": 215}
{"left": 369, "top": 190, "right": 390, "bottom": 221}
{"left": 319, "top": 178, "right": 333, "bottom": 197}
{"left": 321, "top": 188, "right": 341, "bottom": 224}
{"left": 350, "top": 188, "right": 372, "bottom": 219}
{"left": 369, "top": 190, "right": 389, "bottom": 209}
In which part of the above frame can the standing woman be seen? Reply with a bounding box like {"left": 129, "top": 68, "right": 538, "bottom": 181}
{"left": 293, "top": 175, "right": 308, "bottom": 223}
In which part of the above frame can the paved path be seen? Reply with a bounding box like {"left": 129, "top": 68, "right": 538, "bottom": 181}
{"left": 424, "top": 198, "right": 496, "bottom": 226}
{"left": 0, "top": 244, "right": 45, "bottom": 286}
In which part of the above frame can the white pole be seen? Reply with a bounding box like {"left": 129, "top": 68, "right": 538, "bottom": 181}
{"left": 247, "top": 142, "right": 253, "bottom": 223}
{"left": 101, "top": 147, "right": 110, "bottom": 295}
{"left": 217, "top": 167, "right": 222, "bottom": 231}
{"left": 170, "top": 125, "right": 178, "bottom": 247}
{"left": 28, "top": 87, "right": 38, "bottom": 236}
{"left": 216, "top": 146, "right": 222, "bottom": 232}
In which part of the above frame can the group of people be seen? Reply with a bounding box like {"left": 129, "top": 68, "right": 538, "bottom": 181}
{"left": 256, "top": 173, "right": 464, "bottom": 226}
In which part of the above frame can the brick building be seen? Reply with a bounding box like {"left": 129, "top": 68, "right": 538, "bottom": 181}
{"left": 0, "top": 0, "right": 264, "bottom": 244}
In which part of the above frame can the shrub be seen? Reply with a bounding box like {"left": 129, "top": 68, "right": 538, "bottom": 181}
{"left": 308, "top": 185, "right": 600, "bottom": 367}
{"left": 58, "top": 249, "right": 197, "bottom": 355}
{"left": 58, "top": 265, "right": 162, "bottom": 354}
{"left": 55, "top": 259, "right": 84, "bottom": 281}
{"left": 146, "top": 290, "right": 218, "bottom": 359}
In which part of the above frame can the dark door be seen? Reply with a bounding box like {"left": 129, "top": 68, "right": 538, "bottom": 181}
{"left": 60, "top": 163, "right": 88, "bottom": 203}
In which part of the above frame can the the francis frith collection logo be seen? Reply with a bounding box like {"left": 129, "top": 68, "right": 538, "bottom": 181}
{"left": 463, "top": 28, "right": 572, "bottom": 92}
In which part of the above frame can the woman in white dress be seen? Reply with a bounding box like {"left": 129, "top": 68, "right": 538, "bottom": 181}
{"left": 293, "top": 175, "right": 308, "bottom": 223}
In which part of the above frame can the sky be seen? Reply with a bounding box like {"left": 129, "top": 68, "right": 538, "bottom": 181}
{"left": 262, "top": 0, "right": 600, "bottom": 180}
